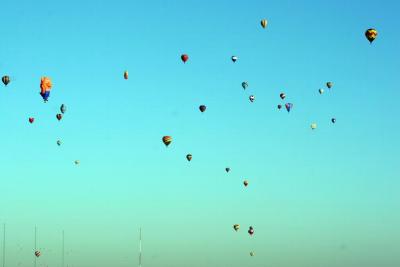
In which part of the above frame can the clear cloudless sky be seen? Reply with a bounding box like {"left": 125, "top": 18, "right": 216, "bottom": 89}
{"left": 0, "top": 0, "right": 399, "bottom": 266}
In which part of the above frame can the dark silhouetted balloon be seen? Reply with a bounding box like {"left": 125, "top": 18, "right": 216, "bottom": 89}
{"left": 181, "top": 54, "right": 189, "bottom": 63}
{"left": 2, "top": 76, "right": 10, "bottom": 86}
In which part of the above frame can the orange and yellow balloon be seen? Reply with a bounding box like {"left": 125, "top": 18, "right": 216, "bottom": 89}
{"left": 365, "top": 28, "right": 378, "bottom": 43}
{"left": 40, "top": 77, "right": 52, "bottom": 102}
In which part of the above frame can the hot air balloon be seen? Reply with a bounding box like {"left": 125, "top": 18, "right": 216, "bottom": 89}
{"left": 181, "top": 54, "right": 189, "bottom": 63}
{"left": 248, "top": 226, "right": 254, "bottom": 236}
{"left": 231, "top": 56, "right": 238, "bottom": 63}
{"left": 162, "top": 136, "right": 172, "bottom": 147}
{"left": 29, "top": 118, "right": 34, "bottom": 124}
{"left": 326, "top": 82, "right": 333, "bottom": 89}
{"left": 199, "top": 105, "right": 206, "bottom": 112}
{"left": 249, "top": 95, "right": 255, "bottom": 102}
{"left": 74, "top": 160, "right": 80, "bottom": 165}
{"left": 261, "top": 19, "right": 267, "bottom": 29}
{"left": 280, "top": 93, "right": 286, "bottom": 100}
{"left": 40, "top": 77, "right": 52, "bottom": 102}
{"left": 331, "top": 118, "right": 336, "bottom": 123}
{"left": 233, "top": 224, "right": 240, "bottom": 231}
{"left": 60, "top": 104, "right": 67, "bottom": 114}
{"left": 35, "top": 251, "right": 41, "bottom": 257}
{"left": 242, "top": 82, "right": 248, "bottom": 90}
{"left": 365, "top": 28, "right": 378, "bottom": 43}
{"left": 124, "top": 71, "right": 128, "bottom": 80}
{"left": 285, "top": 103, "right": 293, "bottom": 112}
{"left": 243, "top": 180, "right": 249, "bottom": 187}
{"left": 57, "top": 140, "right": 62, "bottom": 146}
{"left": 56, "top": 114, "right": 62, "bottom": 121}
{"left": 186, "top": 154, "right": 192, "bottom": 161}
{"left": 311, "top": 123, "right": 317, "bottom": 130}
{"left": 250, "top": 252, "right": 255, "bottom": 257}
{"left": 277, "top": 104, "right": 282, "bottom": 110}
{"left": 225, "top": 167, "right": 230, "bottom": 173}
{"left": 2, "top": 76, "right": 10, "bottom": 86}
{"left": 319, "top": 88, "right": 324, "bottom": 94}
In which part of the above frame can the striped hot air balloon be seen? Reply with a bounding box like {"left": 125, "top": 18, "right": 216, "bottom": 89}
{"left": 35, "top": 251, "right": 41, "bottom": 257}
{"left": 162, "top": 136, "right": 172, "bottom": 147}
{"left": 2, "top": 76, "right": 10, "bottom": 86}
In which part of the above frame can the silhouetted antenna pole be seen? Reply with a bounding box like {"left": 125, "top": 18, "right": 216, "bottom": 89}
{"left": 34, "top": 226, "right": 37, "bottom": 267}
{"left": 62, "top": 230, "right": 65, "bottom": 267}
{"left": 2, "top": 224, "right": 5, "bottom": 267}
{"left": 139, "top": 228, "right": 142, "bottom": 267}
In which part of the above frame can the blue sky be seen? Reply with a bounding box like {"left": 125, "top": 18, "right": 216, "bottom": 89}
{"left": 0, "top": 0, "right": 399, "bottom": 266}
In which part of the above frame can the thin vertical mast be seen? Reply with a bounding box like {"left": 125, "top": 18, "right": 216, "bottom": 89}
{"left": 2, "top": 224, "right": 5, "bottom": 267}
{"left": 34, "top": 226, "right": 37, "bottom": 267}
{"left": 62, "top": 231, "right": 65, "bottom": 267}
{"left": 139, "top": 228, "right": 142, "bottom": 267}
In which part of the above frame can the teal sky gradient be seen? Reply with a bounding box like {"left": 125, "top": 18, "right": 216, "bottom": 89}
{"left": 1, "top": 0, "right": 399, "bottom": 266}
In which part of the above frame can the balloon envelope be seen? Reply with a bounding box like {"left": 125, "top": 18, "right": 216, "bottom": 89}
{"left": 261, "top": 19, "right": 267, "bottom": 29}
{"left": 2, "top": 76, "right": 10, "bottom": 86}
{"left": 311, "top": 123, "right": 317, "bottom": 130}
{"left": 365, "top": 28, "right": 378, "bottom": 43}
{"left": 181, "top": 54, "right": 189, "bottom": 63}
{"left": 285, "top": 103, "right": 293, "bottom": 112}
{"left": 60, "top": 104, "right": 67, "bottom": 114}
{"left": 162, "top": 136, "right": 172, "bottom": 147}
